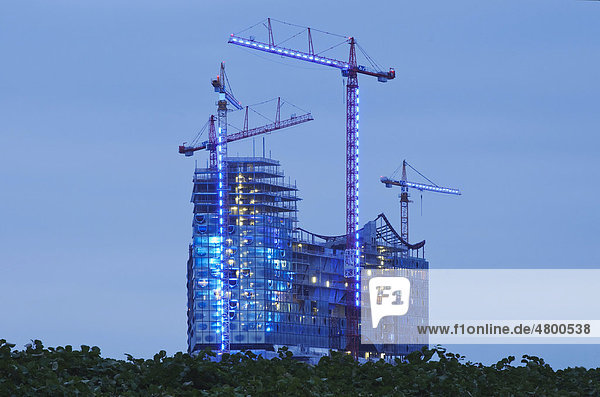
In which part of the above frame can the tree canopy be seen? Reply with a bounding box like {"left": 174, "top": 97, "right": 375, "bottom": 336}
{"left": 1, "top": 339, "right": 597, "bottom": 396}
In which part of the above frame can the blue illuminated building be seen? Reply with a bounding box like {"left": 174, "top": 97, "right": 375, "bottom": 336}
{"left": 186, "top": 156, "right": 428, "bottom": 361}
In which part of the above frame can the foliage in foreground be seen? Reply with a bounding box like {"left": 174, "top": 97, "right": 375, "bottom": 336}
{"left": 0, "top": 339, "right": 598, "bottom": 396}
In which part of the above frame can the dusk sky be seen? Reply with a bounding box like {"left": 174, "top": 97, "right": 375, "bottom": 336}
{"left": 2, "top": 0, "right": 599, "bottom": 368}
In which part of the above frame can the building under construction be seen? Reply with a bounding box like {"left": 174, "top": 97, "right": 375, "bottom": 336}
{"left": 179, "top": 19, "right": 463, "bottom": 361}
{"left": 185, "top": 155, "right": 429, "bottom": 361}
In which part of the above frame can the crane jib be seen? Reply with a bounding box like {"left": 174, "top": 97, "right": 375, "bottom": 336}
{"left": 228, "top": 36, "right": 395, "bottom": 81}
{"left": 179, "top": 113, "right": 313, "bottom": 154}
{"left": 380, "top": 177, "right": 461, "bottom": 196}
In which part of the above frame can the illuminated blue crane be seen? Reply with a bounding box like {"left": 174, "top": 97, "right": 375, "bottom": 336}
{"left": 381, "top": 160, "right": 461, "bottom": 244}
{"left": 229, "top": 18, "right": 395, "bottom": 358}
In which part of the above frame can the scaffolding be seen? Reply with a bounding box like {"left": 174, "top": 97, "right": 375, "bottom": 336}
{"left": 187, "top": 157, "right": 298, "bottom": 351}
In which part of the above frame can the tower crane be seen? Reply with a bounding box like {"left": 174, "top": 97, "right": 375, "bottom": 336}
{"left": 229, "top": 18, "right": 395, "bottom": 358}
{"left": 179, "top": 63, "right": 313, "bottom": 354}
{"left": 381, "top": 160, "right": 461, "bottom": 245}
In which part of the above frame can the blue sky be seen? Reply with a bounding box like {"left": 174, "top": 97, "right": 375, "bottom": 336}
{"left": 1, "top": 0, "right": 599, "bottom": 368}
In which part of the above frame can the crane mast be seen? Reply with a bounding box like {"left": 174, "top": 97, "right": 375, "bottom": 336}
{"left": 208, "top": 115, "right": 217, "bottom": 168}
{"left": 400, "top": 160, "right": 409, "bottom": 242}
{"left": 214, "top": 62, "right": 234, "bottom": 354}
{"left": 344, "top": 37, "right": 360, "bottom": 357}
{"left": 229, "top": 18, "right": 395, "bottom": 358}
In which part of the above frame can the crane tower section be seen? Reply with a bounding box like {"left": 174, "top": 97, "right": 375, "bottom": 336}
{"left": 213, "top": 63, "right": 238, "bottom": 354}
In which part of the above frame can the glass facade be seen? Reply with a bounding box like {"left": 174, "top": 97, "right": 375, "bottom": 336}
{"left": 186, "top": 156, "right": 428, "bottom": 359}
{"left": 187, "top": 157, "right": 298, "bottom": 351}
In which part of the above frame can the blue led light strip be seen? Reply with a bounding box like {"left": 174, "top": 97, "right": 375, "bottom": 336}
{"left": 355, "top": 87, "right": 360, "bottom": 307}
{"left": 216, "top": 125, "right": 230, "bottom": 353}
{"left": 381, "top": 177, "right": 461, "bottom": 195}
{"left": 229, "top": 36, "right": 350, "bottom": 70}
{"left": 403, "top": 181, "right": 461, "bottom": 195}
{"left": 217, "top": 126, "right": 225, "bottom": 351}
